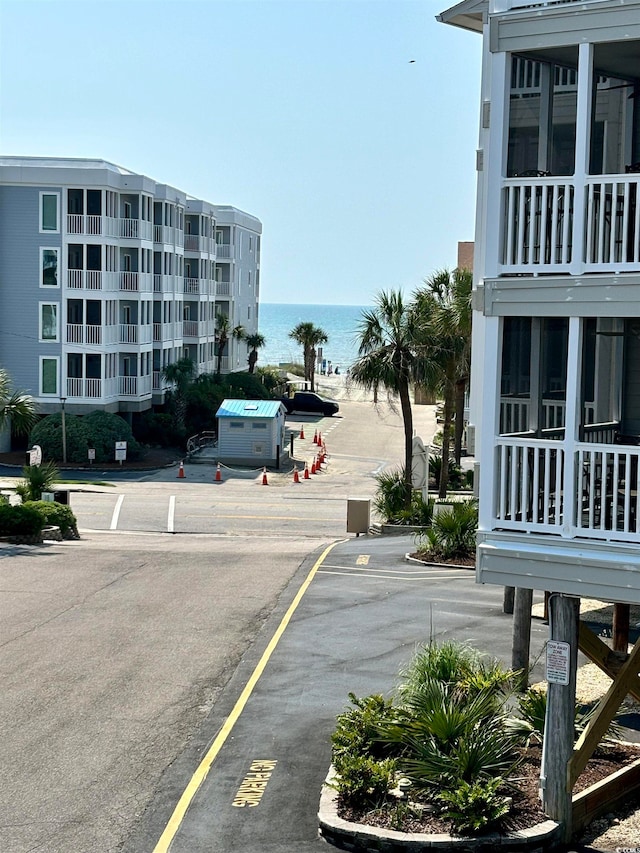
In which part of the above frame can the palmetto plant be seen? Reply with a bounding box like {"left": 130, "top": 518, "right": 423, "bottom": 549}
{"left": 415, "top": 500, "right": 478, "bottom": 562}
{"left": 0, "top": 367, "right": 38, "bottom": 437}
{"left": 15, "top": 460, "right": 59, "bottom": 502}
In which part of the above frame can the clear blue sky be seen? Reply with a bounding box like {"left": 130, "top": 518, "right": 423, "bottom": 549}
{"left": 0, "top": 0, "right": 481, "bottom": 305}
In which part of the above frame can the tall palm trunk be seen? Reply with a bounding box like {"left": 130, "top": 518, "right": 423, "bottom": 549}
{"left": 439, "top": 388, "right": 454, "bottom": 499}
{"left": 399, "top": 377, "right": 414, "bottom": 509}
{"left": 454, "top": 377, "right": 467, "bottom": 465}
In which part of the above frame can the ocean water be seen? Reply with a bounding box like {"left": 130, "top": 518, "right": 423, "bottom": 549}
{"left": 256, "top": 303, "right": 370, "bottom": 371}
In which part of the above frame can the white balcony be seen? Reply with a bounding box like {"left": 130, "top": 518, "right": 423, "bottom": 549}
{"left": 120, "top": 218, "right": 153, "bottom": 241}
{"left": 216, "top": 280, "right": 231, "bottom": 296}
{"left": 153, "top": 224, "right": 176, "bottom": 244}
{"left": 67, "top": 214, "right": 119, "bottom": 237}
{"left": 66, "top": 377, "right": 113, "bottom": 399}
{"left": 491, "top": 0, "right": 609, "bottom": 10}
{"left": 67, "top": 270, "right": 118, "bottom": 291}
{"left": 153, "top": 274, "right": 174, "bottom": 293}
{"left": 216, "top": 244, "right": 232, "bottom": 259}
{"left": 119, "top": 272, "right": 153, "bottom": 293}
{"left": 493, "top": 431, "right": 640, "bottom": 544}
{"left": 119, "top": 375, "right": 152, "bottom": 397}
{"left": 119, "top": 324, "right": 153, "bottom": 345}
{"left": 500, "top": 175, "right": 640, "bottom": 275}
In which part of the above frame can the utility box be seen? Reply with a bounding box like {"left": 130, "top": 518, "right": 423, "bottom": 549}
{"left": 41, "top": 492, "right": 55, "bottom": 502}
{"left": 347, "top": 498, "right": 371, "bottom": 536}
{"left": 54, "top": 490, "right": 70, "bottom": 506}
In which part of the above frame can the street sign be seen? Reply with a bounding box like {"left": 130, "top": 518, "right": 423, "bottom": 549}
{"left": 30, "top": 445, "right": 42, "bottom": 467}
{"left": 115, "top": 441, "right": 127, "bottom": 463}
{"left": 546, "top": 640, "right": 571, "bottom": 685}
{"left": 88, "top": 448, "right": 96, "bottom": 462}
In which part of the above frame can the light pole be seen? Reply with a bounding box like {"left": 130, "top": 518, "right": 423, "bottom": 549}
{"left": 60, "top": 397, "right": 67, "bottom": 464}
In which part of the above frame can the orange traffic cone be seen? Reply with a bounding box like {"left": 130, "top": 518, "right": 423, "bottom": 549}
{"left": 317, "top": 431, "right": 322, "bottom": 446}
{"left": 178, "top": 461, "right": 186, "bottom": 479}
{"left": 304, "top": 463, "right": 310, "bottom": 480}
{"left": 300, "top": 425, "right": 305, "bottom": 440}
{"left": 215, "top": 463, "right": 222, "bottom": 482}
{"left": 313, "top": 457, "right": 319, "bottom": 474}
{"left": 293, "top": 467, "right": 300, "bottom": 483}
{"left": 313, "top": 429, "right": 318, "bottom": 444}
{"left": 262, "top": 467, "right": 268, "bottom": 486}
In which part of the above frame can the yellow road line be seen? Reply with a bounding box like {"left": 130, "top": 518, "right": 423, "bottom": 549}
{"left": 152, "top": 539, "right": 343, "bottom": 853}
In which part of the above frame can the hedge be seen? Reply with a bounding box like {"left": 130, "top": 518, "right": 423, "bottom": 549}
{"left": 0, "top": 503, "right": 44, "bottom": 536}
{"left": 24, "top": 501, "right": 80, "bottom": 540}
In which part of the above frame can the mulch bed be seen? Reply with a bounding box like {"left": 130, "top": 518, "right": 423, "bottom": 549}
{"left": 338, "top": 743, "right": 640, "bottom": 836}
{"left": 409, "top": 551, "right": 476, "bottom": 568}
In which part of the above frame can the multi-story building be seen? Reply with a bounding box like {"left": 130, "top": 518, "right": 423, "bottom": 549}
{"left": 0, "top": 157, "right": 262, "bottom": 423}
{"left": 439, "top": 0, "right": 640, "bottom": 602}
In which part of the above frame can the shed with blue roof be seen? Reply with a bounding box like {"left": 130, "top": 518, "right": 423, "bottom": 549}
{"left": 216, "top": 399, "right": 287, "bottom": 466}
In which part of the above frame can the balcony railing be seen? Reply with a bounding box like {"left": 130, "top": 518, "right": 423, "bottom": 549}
{"left": 120, "top": 218, "right": 153, "bottom": 240}
{"left": 216, "top": 243, "right": 232, "bottom": 259}
{"left": 66, "top": 377, "right": 115, "bottom": 399}
{"left": 65, "top": 324, "right": 118, "bottom": 345}
{"left": 119, "top": 272, "right": 153, "bottom": 292}
{"left": 153, "top": 274, "right": 175, "bottom": 293}
{"left": 67, "top": 214, "right": 119, "bottom": 237}
{"left": 153, "top": 224, "right": 176, "bottom": 244}
{"left": 119, "top": 324, "right": 153, "bottom": 345}
{"left": 500, "top": 175, "right": 640, "bottom": 275}
{"left": 492, "top": 0, "right": 609, "bottom": 10}
{"left": 185, "top": 234, "right": 216, "bottom": 253}
{"left": 216, "top": 281, "right": 230, "bottom": 296}
{"left": 494, "top": 431, "right": 640, "bottom": 543}
{"left": 67, "top": 270, "right": 119, "bottom": 291}
{"left": 119, "top": 375, "right": 152, "bottom": 397}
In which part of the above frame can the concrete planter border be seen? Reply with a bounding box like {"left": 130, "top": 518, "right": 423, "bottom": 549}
{"left": 318, "top": 768, "right": 561, "bottom": 852}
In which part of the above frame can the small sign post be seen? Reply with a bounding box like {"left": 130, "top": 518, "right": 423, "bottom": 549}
{"left": 29, "top": 445, "right": 42, "bottom": 467}
{"left": 88, "top": 448, "right": 96, "bottom": 465}
{"left": 115, "top": 441, "right": 127, "bottom": 466}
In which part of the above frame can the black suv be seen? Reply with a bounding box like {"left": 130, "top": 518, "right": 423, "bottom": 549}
{"left": 281, "top": 392, "right": 339, "bottom": 417}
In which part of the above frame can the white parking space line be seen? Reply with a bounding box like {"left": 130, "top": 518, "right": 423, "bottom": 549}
{"left": 168, "top": 495, "right": 175, "bottom": 533}
{"left": 110, "top": 494, "right": 125, "bottom": 530}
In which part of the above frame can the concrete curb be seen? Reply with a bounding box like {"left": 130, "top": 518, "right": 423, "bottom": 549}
{"left": 318, "top": 768, "right": 562, "bottom": 852}
{"left": 404, "top": 554, "right": 476, "bottom": 572}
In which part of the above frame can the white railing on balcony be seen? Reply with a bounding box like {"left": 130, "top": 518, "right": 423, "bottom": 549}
{"left": 495, "top": 437, "right": 565, "bottom": 533}
{"left": 493, "top": 0, "right": 609, "bottom": 10}
{"left": 153, "top": 322, "right": 162, "bottom": 342}
{"left": 584, "top": 177, "right": 640, "bottom": 270}
{"left": 183, "top": 320, "right": 199, "bottom": 337}
{"left": 216, "top": 280, "right": 230, "bottom": 296}
{"left": 154, "top": 224, "right": 176, "bottom": 244}
{"left": 67, "top": 214, "right": 119, "bottom": 237}
{"left": 576, "top": 444, "right": 640, "bottom": 541}
{"left": 66, "top": 377, "right": 107, "bottom": 399}
{"left": 119, "top": 218, "right": 152, "bottom": 240}
{"left": 183, "top": 277, "right": 202, "bottom": 295}
{"left": 216, "top": 243, "right": 231, "bottom": 259}
{"left": 119, "top": 272, "right": 153, "bottom": 292}
{"left": 119, "top": 375, "right": 152, "bottom": 396}
{"left": 66, "top": 324, "right": 83, "bottom": 344}
{"left": 153, "top": 370, "right": 167, "bottom": 391}
{"left": 501, "top": 178, "right": 574, "bottom": 273}
{"left": 66, "top": 270, "right": 118, "bottom": 291}
{"left": 153, "top": 274, "right": 175, "bottom": 293}
{"left": 184, "top": 234, "right": 203, "bottom": 252}
{"left": 120, "top": 324, "right": 139, "bottom": 344}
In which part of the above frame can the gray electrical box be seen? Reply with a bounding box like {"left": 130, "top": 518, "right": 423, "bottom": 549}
{"left": 347, "top": 498, "right": 371, "bottom": 536}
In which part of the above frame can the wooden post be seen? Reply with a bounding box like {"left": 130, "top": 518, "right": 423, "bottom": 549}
{"left": 512, "top": 587, "right": 533, "bottom": 690}
{"left": 503, "top": 586, "right": 515, "bottom": 614}
{"left": 542, "top": 594, "right": 579, "bottom": 843}
{"left": 613, "top": 603, "right": 630, "bottom": 653}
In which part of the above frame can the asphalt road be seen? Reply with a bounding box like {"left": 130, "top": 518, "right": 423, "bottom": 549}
{"left": 124, "top": 535, "right": 548, "bottom": 853}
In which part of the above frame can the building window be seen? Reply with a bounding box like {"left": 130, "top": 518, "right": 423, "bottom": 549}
{"left": 229, "top": 421, "right": 245, "bottom": 429}
{"left": 252, "top": 422, "right": 267, "bottom": 429}
{"left": 40, "top": 303, "right": 59, "bottom": 342}
{"left": 40, "top": 192, "right": 59, "bottom": 232}
{"left": 40, "top": 248, "right": 59, "bottom": 287}
{"left": 40, "top": 357, "right": 58, "bottom": 395}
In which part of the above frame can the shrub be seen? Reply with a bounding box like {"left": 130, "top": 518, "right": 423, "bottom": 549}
{"left": 415, "top": 500, "right": 478, "bottom": 561}
{"left": 329, "top": 754, "right": 397, "bottom": 808}
{"left": 331, "top": 693, "right": 396, "bottom": 764}
{"left": 517, "top": 686, "right": 621, "bottom": 743}
{"left": 15, "top": 461, "right": 59, "bottom": 502}
{"left": 429, "top": 455, "right": 468, "bottom": 490}
{"left": 0, "top": 503, "right": 44, "bottom": 536}
{"left": 30, "top": 413, "right": 90, "bottom": 464}
{"left": 373, "top": 468, "right": 434, "bottom": 526}
{"left": 437, "top": 777, "right": 511, "bottom": 835}
{"left": 136, "top": 411, "right": 184, "bottom": 448}
{"left": 25, "top": 500, "right": 79, "bottom": 539}
{"left": 83, "top": 411, "right": 142, "bottom": 462}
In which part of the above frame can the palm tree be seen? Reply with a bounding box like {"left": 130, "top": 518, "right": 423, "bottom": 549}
{"left": 215, "top": 314, "right": 245, "bottom": 376}
{"left": 245, "top": 332, "right": 266, "bottom": 374}
{"left": 0, "top": 367, "right": 38, "bottom": 439}
{"left": 350, "top": 291, "right": 424, "bottom": 510}
{"left": 288, "top": 322, "right": 328, "bottom": 392}
{"left": 162, "top": 357, "right": 195, "bottom": 434}
{"left": 413, "top": 268, "right": 472, "bottom": 497}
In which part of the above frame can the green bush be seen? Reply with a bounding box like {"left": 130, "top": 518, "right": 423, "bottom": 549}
{"left": 429, "top": 455, "right": 469, "bottom": 490}
{"left": 0, "top": 503, "right": 44, "bottom": 536}
{"left": 517, "top": 687, "right": 621, "bottom": 743}
{"left": 329, "top": 754, "right": 397, "bottom": 808}
{"left": 415, "top": 500, "right": 478, "bottom": 561}
{"left": 83, "top": 411, "right": 142, "bottom": 462}
{"left": 25, "top": 500, "right": 79, "bottom": 539}
{"left": 15, "top": 461, "right": 59, "bottom": 502}
{"left": 331, "top": 693, "right": 396, "bottom": 764}
{"left": 136, "top": 411, "right": 184, "bottom": 448}
{"left": 373, "top": 468, "right": 434, "bottom": 525}
{"left": 30, "top": 413, "right": 90, "bottom": 464}
{"left": 437, "top": 777, "right": 511, "bottom": 836}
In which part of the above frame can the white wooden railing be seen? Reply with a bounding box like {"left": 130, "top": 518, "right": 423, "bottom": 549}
{"left": 67, "top": 214, "right": 119, "bottom": 237}
{"left": 216, "top": 280, "right": 231, "bottom": 296}
{"left": 216, "top": 244, "right": 232, "bottom": 259}
{"left": 494, "top": 435, "right": 640, "bottom": 543}
{"left": 119, "top": 218, "right": 152, "bottom": 240}
{"left": 66, "top": 377, "right": 108, "bottom": 399}
{"left": 67, "top": 270, "right": 118, "bottom": 291}
{"left": 119, "top": 375, "right": 152, "bottom": 396}
{"left": 501, "top": 175, "right": 640, "bottom": 275}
